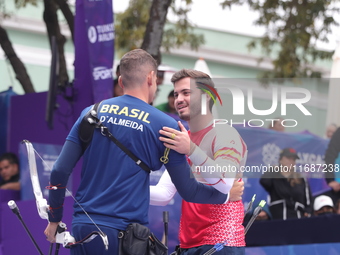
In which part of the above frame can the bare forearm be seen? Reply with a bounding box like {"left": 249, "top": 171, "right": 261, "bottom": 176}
{"left": 0, "top": 182, "right": 20, "bottom": 190}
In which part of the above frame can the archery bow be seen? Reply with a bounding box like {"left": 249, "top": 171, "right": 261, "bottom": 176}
{"left": 22, "top": 140, "right": 109, "bottom": 252}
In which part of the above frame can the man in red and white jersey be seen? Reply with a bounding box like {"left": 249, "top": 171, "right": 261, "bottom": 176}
{"left": 150, "top": 69, "right": 247, "bottom": 255}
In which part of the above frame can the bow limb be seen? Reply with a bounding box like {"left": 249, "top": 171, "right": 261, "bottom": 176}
{"left": 22, "top": 140, "right": 49, "bottom": 220}
{"left": 22, "top": 140, "right": 109, "bottom": 250}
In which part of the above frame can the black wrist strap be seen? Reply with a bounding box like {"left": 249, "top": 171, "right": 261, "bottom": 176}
{"left": 87, "top": 102, "right": 151, "bottom": 173}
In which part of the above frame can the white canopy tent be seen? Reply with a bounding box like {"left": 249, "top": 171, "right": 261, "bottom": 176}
{"left": 194, "top": 57, "right": 212, "bottom": 77}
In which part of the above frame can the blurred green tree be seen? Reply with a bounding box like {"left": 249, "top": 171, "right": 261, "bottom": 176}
{"left": 115, "top": 0, "right": 205, "bottom": 64}
{"left": 0, "top": 0, "right": 74, "bottom": 93}
{"left": 221, "top": 0, "right": 339, "bottom": 81}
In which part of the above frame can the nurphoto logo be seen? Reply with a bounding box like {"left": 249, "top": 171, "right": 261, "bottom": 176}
{"left": 200, "top": 83, "right": 312, "bottom": 128}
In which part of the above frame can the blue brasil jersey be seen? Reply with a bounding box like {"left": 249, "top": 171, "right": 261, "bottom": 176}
{"left": 67, "top": 95, "right": 185, "bottom": 230}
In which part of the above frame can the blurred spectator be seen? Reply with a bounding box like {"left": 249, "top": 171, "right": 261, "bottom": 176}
{"left": 260, "top": 148, "right": 312, "bottom": 220}
{"left": 313, "top": 195, "right": 335, "bottom": 216}
{"left": 335, "top": 199, "right": 340, "bottom": 214}
{"left": 113, "top": 64, "right": 120, "bottom": 85}
{"left": 155, "top": 90, "right": 176, "bottom": 114}
{"left": 113, "top": 64, "right": 124, "bottom": 97}
{"left": 268, "top": 118, "right": 285, "bottom": 132}
{"left": 324, "top": 127, "right": 340, "bottom": 203}
{"left": 157, "top": 69, "right": 165, "bottom": 86}
{"left": 256, "top": 210, "right": 270, "bottom": 221}
{"left": 0, "top": 152, "right": 20, "bottom": 190}
{"left": 150, "top": 66, "right": 167, "bottom": 105}
{"left": 244, "top": 204, "right": 271, "bottom": 224}
{"left": 325, "top": 123, "right": 337, "bottom": 139}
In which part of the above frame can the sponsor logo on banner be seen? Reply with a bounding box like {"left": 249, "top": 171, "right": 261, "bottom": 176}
{"left": 88, "top": 22, "right": 114, "bottom": 43}
{"left": 262, "top": 143, "right": 281, "bottom": 166}
{"left": 88, "top": 26, "right": 97, "bottom": 43}
{"left": 93, "top": 66, "right": 113, "bottom": 80}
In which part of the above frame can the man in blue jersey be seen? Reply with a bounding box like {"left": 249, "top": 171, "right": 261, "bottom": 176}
{"left": 44, "top": 49, "right": 230, "bottom": 255}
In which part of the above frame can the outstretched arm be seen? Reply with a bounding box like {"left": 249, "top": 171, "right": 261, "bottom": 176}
{"left": 160, "top": 121, "right": 246, "bottom": 194}
{"left": 151, "top": 170, "right": 244, "bottom": 204}
{"left": 166, "top": 160, "right": 228, "bottom": 204}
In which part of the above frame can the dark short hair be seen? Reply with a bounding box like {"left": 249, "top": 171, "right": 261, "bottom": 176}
{"left": 157, "top": 70, "right": 165, "bottom": 79}
{"left": 0, "top": 152, "right": 19, "bottom": 166}
{"left": 119, "top": 49, "right": 157, "bottom": 87}
{"left": 171, "top": 69, "right": 211, "bottom": 83}
{"left": 171, "top": 69, "right": 216, "bottom": 111}
{"left": 168, "top": 90, "right": 174, "bottom": 98}
{"left": 279, "top": 148, "right": 299, "bottom": 160}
